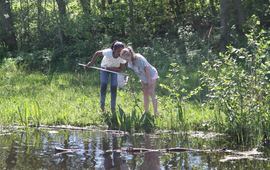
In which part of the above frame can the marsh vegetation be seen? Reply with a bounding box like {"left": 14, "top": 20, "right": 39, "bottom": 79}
{"left": 0, "top": 0, "right": 270, "bottom": 146}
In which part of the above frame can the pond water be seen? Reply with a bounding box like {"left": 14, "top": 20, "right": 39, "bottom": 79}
{"left": 0, "top": 126, "right": 269, "bottom": 169}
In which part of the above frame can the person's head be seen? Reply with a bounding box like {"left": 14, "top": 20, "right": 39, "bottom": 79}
{"left": 120, "top": 47, "right": 137, "bottom": 65}
{"left": 111, "top": 41, "right": 125, "bottom": 57}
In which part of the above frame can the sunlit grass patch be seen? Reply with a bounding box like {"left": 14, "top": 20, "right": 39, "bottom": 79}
{"left": 0, "top": 60, "right": 226, "bottom": 133}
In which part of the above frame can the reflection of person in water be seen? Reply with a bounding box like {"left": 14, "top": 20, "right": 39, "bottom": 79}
{"left": 139, "top": 135, "right": 161, "bottom": 170}
{"left": 103, "top": 135, "right": 130, "bottom": 170}
{"left": 5, "top": 140, "right": 17, "bottom": 170}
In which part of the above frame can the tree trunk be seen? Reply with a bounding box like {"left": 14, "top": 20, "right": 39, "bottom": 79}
{"left": 210, "top": 0, "right": 217, "bottom": 16}
{"left": 233, "top": 0, "right": 245, "bottom": 32}
{"left": 55, "top": 0, "right": 68, "bottom": 43}
{"left": 101, "top": 0, "right": 105, "bottom": 10}
{"left": 128, "top": 0, "right": 134, "bottom": 32}
{"left": 220, "top": 0, "right": 228, "bottom": 50}
{"left": 199, "top": 0, "right": 205, "bottom": 10}
{"left": 37, "top": 0, "right": 42, "bottom": 35}
{"left": 108, "top": 0, "right": 112, "bottom": 5}
{"left": 79, "top": 0, "right": 91, "bottom": 14}
{"left": 56, "top": 0, "right": 66, "bottom": 18}
{"left": 0, "top": 0, "right": 18, "bottom": 51}
{"left": 175, "top": 0, "right": 185, "bottom": 15}
{"left": 19, "top": 0, "right": 23, "bottom": 48}
{"left": 53, "top": 0, "right": 65, "bottom": 55}
{"left": 26, "top": 0, "right": 30, "bottom": 45}
{"left": 169, "top": 0, "right": 177, "bottom": 20}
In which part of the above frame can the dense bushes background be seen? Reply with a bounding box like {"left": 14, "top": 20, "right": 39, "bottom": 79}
{"left": 1, "top": 0, "right": 270, "bottom": 138}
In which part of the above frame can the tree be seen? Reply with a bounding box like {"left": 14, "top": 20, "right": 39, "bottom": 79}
{"left": 220, "top": 0, "right": 228, "bottom": 50}
{"left": 80, "top": 0, "right": 91, "bottom": 14}
{"left": 53, "top": 0, "right": 65, "bottom": 54}
{"left": 0, "top": 0, "right": 18, "bottom": 51}
{"left": 210, "top": 0, "right": 217, "bottom": 16}
{"left": 128, "top": 0, "right": 134, "bottom": 32}
{"left": 56, "top": 0, "right": 67, "bottom": 18}
{"left": 102, "top": 0, "right": 105, "bottom": 10}
{"left": 37, "top": 0, "right": 42, "bottom": 35}
{"left": 55, "top": 0, "right": 68, "bottom": 43}
{"left": 233, "top": 0, "right": 245, "bottom": 33}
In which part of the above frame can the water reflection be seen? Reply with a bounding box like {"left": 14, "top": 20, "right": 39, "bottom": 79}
{"left": 1, "top": 127, "right": 270, "bottom": 169}
{"left": 58, "top": 131, "right": 70, "bottom": 169}
{"left": 103, "top": 136, "right": 130, "bottom": 170}
{"left": 139, "top": 135, "right": 160, "bottom": 170}
{"left": 5, "top": 140, "right": 17, "bottom": 170}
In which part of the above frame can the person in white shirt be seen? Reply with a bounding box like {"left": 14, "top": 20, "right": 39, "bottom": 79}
{"left": 86, "top": 41, "right": 126, "bottom": 114}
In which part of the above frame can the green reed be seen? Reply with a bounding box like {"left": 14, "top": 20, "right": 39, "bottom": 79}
{"left": 16, "top": 100, "right": 42, "bottom": 127}
{"left": 17, "top": 104, "right": 29, "bottom": 127}
{"left": 31, "top": 101, "right": 42, "bottom": 127}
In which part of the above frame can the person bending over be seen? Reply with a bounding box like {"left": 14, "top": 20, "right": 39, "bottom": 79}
{"left": 86, "top": 41, "right": 126, "bottom": 114}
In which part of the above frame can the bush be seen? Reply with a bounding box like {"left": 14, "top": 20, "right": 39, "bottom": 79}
{"left": 200, "top": 15, "right": 270, "bottom": 139}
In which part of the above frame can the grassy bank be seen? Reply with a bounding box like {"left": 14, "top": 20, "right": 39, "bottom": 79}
{"left": 0, "top": 58, "right": 218, "bottom": 133}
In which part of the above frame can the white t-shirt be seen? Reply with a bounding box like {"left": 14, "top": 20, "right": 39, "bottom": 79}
{"left": 101, "top": 49, "right": 126, "bottom": 67}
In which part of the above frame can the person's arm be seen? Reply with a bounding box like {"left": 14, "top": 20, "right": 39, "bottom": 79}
{"left": 106, "top": 63, "right": 125, "bottom": 72}
{"left": 141, "top": 79, "right": 146, "bottom": 90}
{"left": 145, "top": 66, "right": 152, "bottom": 87}
{"left": 86, "top": 51, "right": 103, "bottom": 67}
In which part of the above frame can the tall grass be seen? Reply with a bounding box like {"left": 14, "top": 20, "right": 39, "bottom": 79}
{"left": 1, "top": 47, "right": 229, "bottom": 137}
{"left": 0, "top": 59, "right": 217, "bottom": 133}
{"left": 0, "top": 59, "right": 104, "bottom": 127}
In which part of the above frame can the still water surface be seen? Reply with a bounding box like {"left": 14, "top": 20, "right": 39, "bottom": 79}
{"left": 0, "top": 126, "right": 269, "bottom": 169}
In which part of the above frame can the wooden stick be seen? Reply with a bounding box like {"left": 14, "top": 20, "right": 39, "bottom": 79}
{"left": 55, "top": 146, "right": 227, "bottom": 154}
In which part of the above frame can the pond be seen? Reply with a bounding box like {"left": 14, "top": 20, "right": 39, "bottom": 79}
{"left": 0, "top": 125, "right": 269, "bottom": 169}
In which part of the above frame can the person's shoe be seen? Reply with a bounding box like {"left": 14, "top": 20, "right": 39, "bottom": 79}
{"left": 100, "top": 107, "right": 105, "bottom": 113}
{"left": 152, "top": 112, "right": 162, "bottom": 118}
{"left": 152, "top": 114, "right": 158, "bottom": 119}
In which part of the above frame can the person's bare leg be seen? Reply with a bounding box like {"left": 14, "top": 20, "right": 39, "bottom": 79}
{"left": 149, "top": 79, "right": 157, "bottom": 115}
{"left": 142, "top": 81, "right": 150, "bottom": 113}
{"left": 150, "top": 93, "right": 157, "bottom": 115}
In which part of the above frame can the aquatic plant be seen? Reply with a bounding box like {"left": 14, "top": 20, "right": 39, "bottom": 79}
{"left": 32, "top": 101, "right": 42, "bottom": 127}
{"left": 113, "top": 105, "right": 148, "bottom": 133}
{"left": 17, "top": 104, "right": 29, "bottom": 127}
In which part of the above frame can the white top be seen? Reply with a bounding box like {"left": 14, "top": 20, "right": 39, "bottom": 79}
{"left": 101, "top": 49, "right": 126, "bottom": 67}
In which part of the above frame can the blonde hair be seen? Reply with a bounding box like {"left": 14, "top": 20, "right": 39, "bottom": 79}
{"left": 120, "top": 47, "right": 139, "bottom": 66}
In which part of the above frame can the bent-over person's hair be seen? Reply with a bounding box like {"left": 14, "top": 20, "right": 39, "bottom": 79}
{"left": 120, "top": 46, "right": 140, "bottom": 66}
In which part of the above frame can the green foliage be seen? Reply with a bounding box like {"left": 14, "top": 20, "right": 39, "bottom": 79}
{"left": 116, "top": 105, "right": 126, "bottom": 131}
{"left": 1, "top": 0, "right": 270, "bottom": 141}
{"left": 16, "top": 100, "right": 42, "bottom": 127}
{"left": 0, "top": 58, "right": 222, "bottom": 134}
{"left": 0, "top": 58, "right": 17, "bottom": 72}
{"left": 0, "top": 65, "right": 102, "bottom": 127}
{"left": 16, "top": 49, "right": 52, "bottom": 71}
{"left": 200, "top": 15, "right": 270, "bottom": 139}
{"left": 116, "top": 107, "right": 156, "bottom": 133}
{"left": 0, "top": 45, "right": 9, "bottom": 61}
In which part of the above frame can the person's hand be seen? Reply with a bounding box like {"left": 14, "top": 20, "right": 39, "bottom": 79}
{"left": 86, "top": 62, "right": 92, "bottom": 68}
{"left": 102, "top": 67, "right": 107, "bottom": 72}
{"left": 146, "top": 81, "right": 153, "bottom": 88}
{"left": 141, "top": 81, "right": 148, "bottom": 91}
